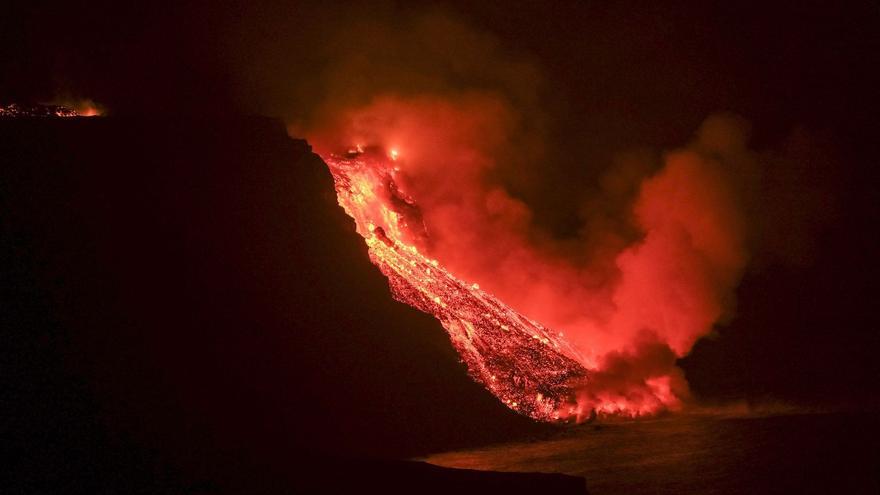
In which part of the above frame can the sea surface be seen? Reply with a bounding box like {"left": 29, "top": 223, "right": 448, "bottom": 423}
{"left": 423, "top": 410, "right": 880, "bottom": 494}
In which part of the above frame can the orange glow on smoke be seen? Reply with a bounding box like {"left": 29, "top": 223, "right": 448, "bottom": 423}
{"left": 312, "top": 95, "right": 748, "bottom": 422}
{"left": 76, "top": 106, "right": 100, "bottom": 117}
{"left": 55, "top": 98, "right": 104, "bottom": 117}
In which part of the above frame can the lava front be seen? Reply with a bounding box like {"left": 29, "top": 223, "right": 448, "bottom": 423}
{"left": 322, "top": 147, "right": 590, "bottom": 423}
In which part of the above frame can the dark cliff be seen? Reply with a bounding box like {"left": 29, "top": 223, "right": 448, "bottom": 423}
{"left": 1, "top": 116, "right": 578, "bottom": 493}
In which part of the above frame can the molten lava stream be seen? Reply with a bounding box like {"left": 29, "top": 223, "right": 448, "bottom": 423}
{"left": 322, "top": 147, "right": 591, "bottom": 423}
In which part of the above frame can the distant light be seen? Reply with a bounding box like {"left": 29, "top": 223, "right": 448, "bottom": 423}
{"left": 389, "top": 149, "right": 399, "bottom": 160}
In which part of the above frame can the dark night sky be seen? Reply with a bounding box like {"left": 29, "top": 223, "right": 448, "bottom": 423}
{"left": 2, "top": 0, "right": 880, "bottom": 492}
{"left": 4, "top": 0, "right": 879, "bottom": 237}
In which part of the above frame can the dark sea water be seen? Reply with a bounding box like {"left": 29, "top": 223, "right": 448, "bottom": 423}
{"left": 423, "top": 411, "right": 880, "bottom": 494}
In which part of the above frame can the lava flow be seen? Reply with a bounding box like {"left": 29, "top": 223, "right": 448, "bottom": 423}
{"left": 323, "top": 147, "right": 591, "bottom": 422}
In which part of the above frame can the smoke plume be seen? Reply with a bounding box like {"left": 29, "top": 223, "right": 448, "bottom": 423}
{"left": 268, "top": 7, "right": 838, "bottom": 416}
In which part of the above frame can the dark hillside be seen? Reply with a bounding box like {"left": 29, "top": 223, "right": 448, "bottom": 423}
{"left": 1, "top": 116, "right": 563, "bottom": 493}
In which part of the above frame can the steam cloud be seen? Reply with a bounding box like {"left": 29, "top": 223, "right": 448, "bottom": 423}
{"left": 274, "top": 7, "right": 829, "bottom": 415}
{"left": 311, "top": 95, "right": 752, "bottom": 413}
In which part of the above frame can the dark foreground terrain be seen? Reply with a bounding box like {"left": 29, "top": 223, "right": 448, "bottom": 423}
{"left": 1, "top": 116, "right": 578, "bottom": 493}
{"left": 427, "top": 410, "right": 880, "bottom": 495}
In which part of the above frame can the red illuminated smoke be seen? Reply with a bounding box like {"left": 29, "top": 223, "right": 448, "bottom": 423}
{"left": 310, "top": 95, "right": 749, "bottom": 419}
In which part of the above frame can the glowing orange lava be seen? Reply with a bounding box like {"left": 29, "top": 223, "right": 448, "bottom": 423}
{"left": 311, "top": 97, "right": 752, "bottom": 423}
{"left": 322, "top": 147, "right": 602, "bottom": 422}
